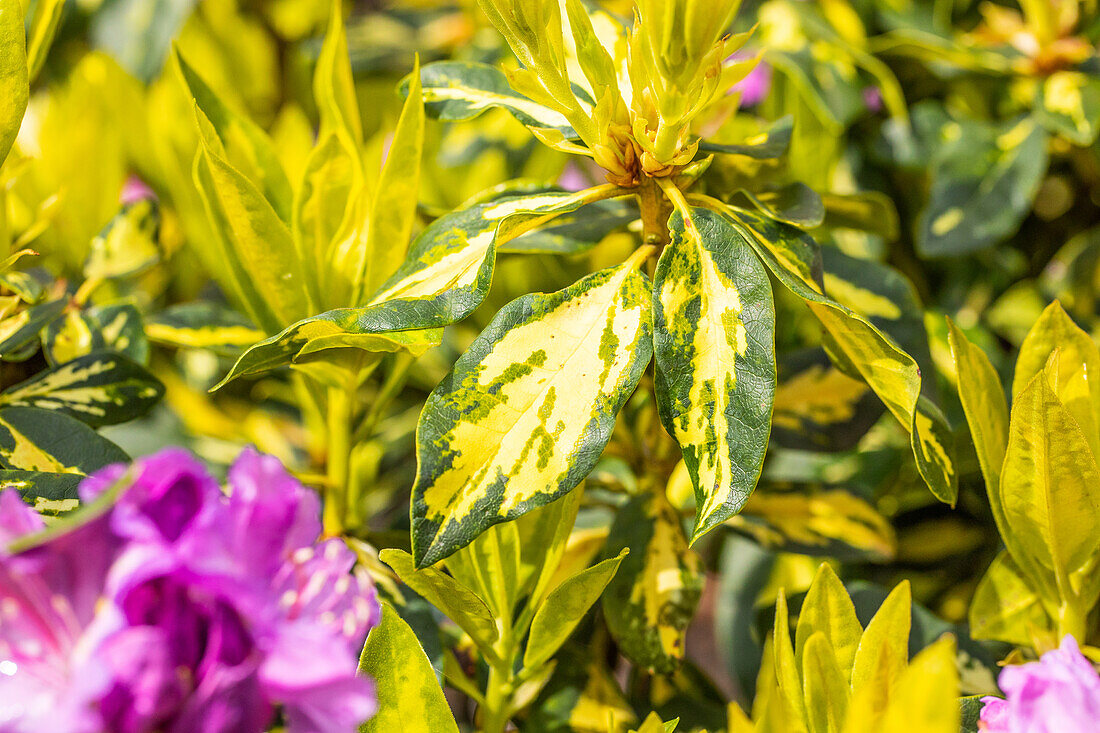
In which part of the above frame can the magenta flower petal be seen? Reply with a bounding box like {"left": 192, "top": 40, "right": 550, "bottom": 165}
{"left": 0, "top": 490, "right": 43, "bottom": 546}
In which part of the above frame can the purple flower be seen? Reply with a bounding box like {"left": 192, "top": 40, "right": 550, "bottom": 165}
{"left": 730, "top": 56, "right": 771, "bottom": 108}
{"left": 980, "top": 636, "right": 1100, "bottom": 732}
{"left": 0, "top": 448, "right": 379, "bottom": 732}
{"left": 119, "top": 176, "right": 156, "bottom": 205}
{"left": 862, "top": 86, "right": 884, "bottom": 114}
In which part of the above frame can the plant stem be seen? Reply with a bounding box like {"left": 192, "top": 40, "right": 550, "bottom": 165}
{"left": 481, "top": 662, "right": 514, "bottom": 733}
{"left": 637, "top": 176, "right": 671, "bottom": 250}
{"left": 322, "top": 382, "right": 354, "bottom": 536}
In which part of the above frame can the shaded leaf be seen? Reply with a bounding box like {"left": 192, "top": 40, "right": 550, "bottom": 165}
{"left": 0, "top": 406, "right": 127, "bottom": 474}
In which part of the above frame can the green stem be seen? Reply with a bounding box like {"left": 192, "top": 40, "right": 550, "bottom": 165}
{"left": 322, "top": 382, "right": 354, "bottom": 536}
{"left": 637, "top": 177, "right": 672, "bottom": 250}
{"left": 481, "top": 662, "right": 514, "bottom": 733}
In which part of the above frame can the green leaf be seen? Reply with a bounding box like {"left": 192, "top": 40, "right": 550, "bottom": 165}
{"left": 1035, "top": 70, "right": 1100, "bottom": 147}
{"left": 969, "top": 551, "right": 1051, "bottom": 646}
{"left": 802, "top": 632, "right": 848, "bottom": 733}
{"left": 1000, "top": 367, "right": 1100, "bottom": 593}
{"left": 795, "top": 564, "right": 862, "bottom": 680}
{"left": 409, "top": 61, "right": 577, "bottom": 136}
{"left": 501, "top": 198, "right": 638, "bottom": 255}
{"left": 44, "top": 302, "right": 149, "bottom": 366}
{"left": 947, "top": 318, "right": 1009, "bottom": 502}
{"left": 917, "top": 116, "right": 1048, "bottom": 257}
{"left": 379, "top": 548, "right": 500, "bottom": 655}
{"left": 524, "top": 550, "right": 627, "bottom": 670}
{"left": 699, "top": 116, "right": 794, "bottom": 158}
{"left": 736, "top": 183, "right": 826, "bottom": 229}
{"left": 368, "top": 186, "right": 622, "bottom": 333}
{"left": 851, "top": 581, "right": 910, "bottom": 694}
{"left": 0, "top": 299, "right": 65, "bottom": 361}
{"left": 0, "top": 406, "right": 127, "bottom": 474}
{"left": 444, "top": 520, "right": 522, "bottom": 620}
{"left": 654, "top": 206, "right": 775, "bottom": 542}
{"left": 194, "top": 120, "right": 314, "bottom": 331}
{"left": 410, "top": 258, "right": 652, "bottom": 567}
{"left": 314, "top": 0, "right": 361, "bottom": 145}
{"left": 959, "top": 696, "right": 984, "bottom": 733}
{"left": 145, "top": 302, "right": 264, "bottom": 352}
{"left": 722, "top": 207, "right": 957, "bottom": 505}
{"left": 0, "top": 0, "right": 28, "bottom": 168}
{"left": 358, "top": 603, "right": 460, "bottom": 733}
{"left": 602, "top": 493, "right": 703, "bottom": 675}
{"left": 1011, "top": 301, "right": 1100, "bottom": 459}
{"left": 820, "top": 192, "right": 900, "bottom": 241}
{"left": 175, "top": 50, "right": 293, "bottom": 220}
{"left": 25, "top": 0, "right": 64, "bottom": 84}
{"left": 730, "top": 487, "right": 896, "bottom": 563}
{"left": 773, "top": 591, "right": 810, "bottom": 730}
{"left": 1, "top": 469, "right": 83, "bottom": 512}
{"left": 363, "top": 55, "right": 425, "bottom": 297}
{"left": 213, "top": 308, "right": 442, "bottom": 388}
{"left": 0, "top": 352, "right": 164, "bottom": 427}
{"left": 84, "top": 200, "right": 161, "bottom": 282}
{"left": 91, "top": 0, "right": 193, "bottom": 83}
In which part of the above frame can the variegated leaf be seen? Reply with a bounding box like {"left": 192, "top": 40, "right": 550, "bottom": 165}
{"left": 771, "top": 355, "right": 877, "bottom": 451}
{"left": 654, "top": 206, "right": 775, "bottom": 542}
{"left": 366, "top": 186, "right": 624, "bottom": 330}
{"left": 0, "top": 298, "right": 65, "bottom": 361}
{"left": 408, "top": 61, "right": 577, "bottom": 136}
{"left": 721, "top": 207, "right": 957, "bottom": 505}
{"left": 145, "top": 302, "right": 264, "bottom": 352}
{"left": 917, "top": 116, "right": 1047, "bottom": 257}
{"left": 1036, "top": 71, "right": 1100, "bottom": 147}
{"left": 0, "top": 352, "right": 164, "bottom": 427}
{"left": 729, "top": 487, "right": 896, "bottom": 562}
{"left": 84, "top": 199, "right": 160, "bottom": 281}
{"left": 0, "top": 406, "right": 127, "bottom": 474}
{"left": 699, "top": 116, "right": 793, "bottom": 159}
{"left": 43, "top": 302, "right": 148, "bottom": 366}
{"left": 735, "top": 183, "right": 825, "bottom": 229}
{"left": 411, "top": 260, "right": 653, "bottom": 567}
{"left": 2, "top": 470, "right": 83, "bottom": 514}
{"left": 0, "top": 0, "right": 28, "bottom": 168}
{"left": 501, "top": 197, "right": 638, "bottom": 254}
{"left": 213, "top": 310, "right": 443, "bottom": 389}
{"left": 602, "top": 492, "right": 703, "bottom": 674}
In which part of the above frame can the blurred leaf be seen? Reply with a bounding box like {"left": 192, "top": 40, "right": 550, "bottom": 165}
{"left": 699, "top": 116, "right": 794, "bottom": 158}
{"left": 93, "top": 0, "right": 197, "bottom": 82}
{"left": 917, "top": 116, "right": 1047, "bottom": 258}
{"left": 0, "top": 298, "right": 65, "bottom": 361}
{"left": 145, "top": 302, "right": 263, "bottom": 352}
{"left": 25, "top": 0, "right": 64, "bottom": 83}
{"left": 1035, "top": 71, "right": 1100, "bottom": 147}
{"left": 84, "top": 200, "right": 161, "bottom": 282}
{"left": 736, "top": 183, "right": 825, "bottom": 229}
{"left": 44, "top": 302, "right": 148, "bottom": 366}
{"left": 603, "top": 493, "right": 703, "bottom": 674}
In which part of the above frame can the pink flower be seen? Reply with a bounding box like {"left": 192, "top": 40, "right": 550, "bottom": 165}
{"left": 980, "top": 636, "right": 1100, "bottom": 732}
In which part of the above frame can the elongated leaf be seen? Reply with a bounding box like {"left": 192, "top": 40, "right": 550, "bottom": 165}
{"left": 0, "top": 406, "right": 127, "bottom": 474}
{"left": 195, "top": 126, "right": 313, "bottom": 330}
{"left": 699, "top": 116, "right": 793, "bottom": 159}
{"left": 879, "top": 638, "right": 959, "bottom": 733}
{"left": 25, "top": 0, "right": 64, "bottom": 83}
{"left": 0, "top": 469, "right": 82, "bottom": 503}
{"left": 802, "top": 632, "right": 848, "bottom": 733}
{"left": 359, "top": 604, "right": 460, "bottom": 733}
{"left": 411, "top": 259, "right": 652, "bottom": 567}
{"left": 0, "top": 0, "right": 27, "bottom": 168}
{"left": 1012, "top": 301, "right": 1100, "bottom": 458}
{"left": 409, "top": 61, "right": 576, "bottom": 135}
{"left": 0, "top": 299, "right": 65, "bottom": 361}
{"left": 917, "top": 116, "right": 1047, "bottom": 257}
{"left": 851, "top": 581, "right": 910, "bottom": 694}
{"left": 502, "top": 198, "right": 638, "bottom": 255}
{"left": 771, "top": 358, "right": 877, "bottom": 451}
{"left": 145, "top": 302, "right": 263, "bottom": 352}
{"left": 773, "top": 592, "right": 809, "bottom": 729}
{"left": 525, "top": 550, "right": 627, "bottom": 669}
{"left": 379, "top": 549, "right": 499, "bottom": 654}
{"left": 44, "top": 302, "right": 148, "bottom": 366}
{"left": 214, "top": 308, "right": 442, "bottom": 388}
{"left": 795, "top": 564, "right": 862, "bottom": 679}
{"left": 655, "top": 206, "right": 775, "bottom": 541}
{"left": 368, "top": 187, "right": 622, "bottom": 332}
{"left": 1000, "top": 368, "right": 1100, "bottom": 585}
{"left": 1036, "top": 70, "right": 1100, "bottom": 147}
{"left": 722, "top": 207, "right": 956, "bottom": 504}
{"left": 175, "top": 51, "right": 293, "bottom": 220}
{"left": 947, "top": 319, "right": 1008, "bottom": 498}
{"left": 363, "top": 55, "right": 425, "bottom": 297}
{"left": 602, "top": 493, "right": 703, "bottom": 674}
{"left": 969, "top": 551, "right": 1051, "bottom": 646}
{"left": 736, "top": 184, "right": 825, "bottom": 229}
{"left": 0, "top": 352, "right": 163, "bottom": 427}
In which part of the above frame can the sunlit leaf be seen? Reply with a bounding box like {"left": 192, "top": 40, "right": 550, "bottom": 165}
{"left": 0, "top": 0, "right": 28, "bottom": 168}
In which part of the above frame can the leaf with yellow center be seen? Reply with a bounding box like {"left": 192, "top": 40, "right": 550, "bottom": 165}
{"left": 411, "top": 258, "right": 652, "bottom": 567}
{"left": 654, "top": 206, "right": 775, "bottom": 543}
{"left": 0, "top": 0, "right": 27, "bottom": 168}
